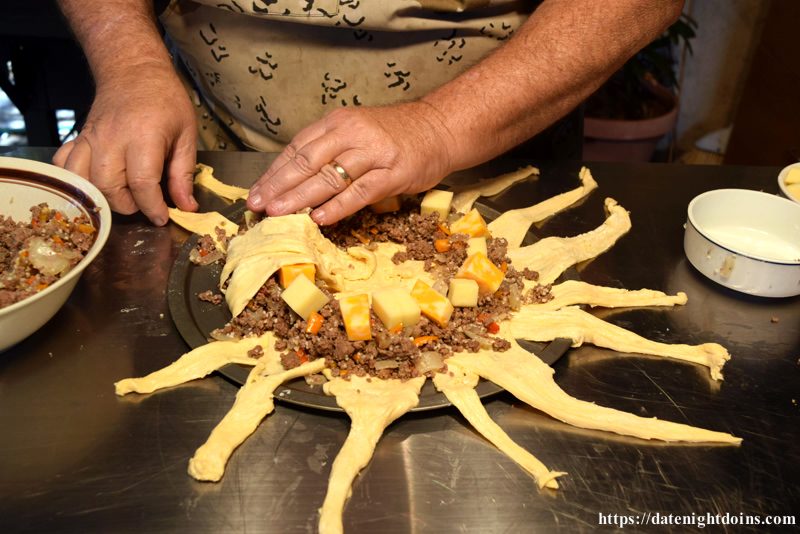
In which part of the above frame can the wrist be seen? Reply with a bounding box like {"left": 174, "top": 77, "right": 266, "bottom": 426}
{"left": 412, "top": 99, "right": 459, "bottom": 177}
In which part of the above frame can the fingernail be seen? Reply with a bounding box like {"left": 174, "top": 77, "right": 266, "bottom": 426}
{"left": 154, "top": 216, "right": 167, "bottom": 227}
{"left": 249, "top": 192, "right": 262, "bottom": 208}
{"left": 311, "top": 208, "right": 326, "bottom": 225}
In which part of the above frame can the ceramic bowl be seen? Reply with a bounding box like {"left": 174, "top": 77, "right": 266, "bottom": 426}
{"left": 0, "top": 156, "right": 111, "bottom": 351}
{"left": 684, "top": 189, "right": 800, "bottom": 298}
{"left": 777, "top": 162, "right": 800, "bottom": 204}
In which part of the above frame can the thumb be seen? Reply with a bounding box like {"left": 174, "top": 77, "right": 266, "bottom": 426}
{"left": 167, "top": 130, "right": 198, "bottom": 212}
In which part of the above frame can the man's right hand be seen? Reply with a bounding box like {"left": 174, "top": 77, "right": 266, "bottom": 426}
{"left": 53, "top": 63, "right": 198, "bottom": 226}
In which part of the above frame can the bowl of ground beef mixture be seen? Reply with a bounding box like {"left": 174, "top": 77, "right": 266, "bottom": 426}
{"left": 0, "top": 157, "right": 111, "bottom": 351}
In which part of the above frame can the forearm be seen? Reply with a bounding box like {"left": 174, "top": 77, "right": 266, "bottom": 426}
{"left": 423, "top": 0, "right": 684, "bottom": 170}
{"left": 57, "top": 0, "right": 174, "bottom": 88}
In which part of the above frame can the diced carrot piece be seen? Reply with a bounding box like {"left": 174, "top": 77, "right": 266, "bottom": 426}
{"left": 413, "top": 335, "right": 439, "bottom": 347}
{"left": 437, "top": 222, "right": 451, "bottom": 236}
{"left": 434, "top": 239, "right": 451, "bottom": 253}
{"left": 305, "top": 312, "right": 324, "bottom": 335}
{"left": 350, "top": 229, "right": 370, "bottom": 245}
{"left": 76, "top": 223, "right": 96, "bottom": 234}
{"left": 388, "top": 323, "right": 404, "bottom": 335}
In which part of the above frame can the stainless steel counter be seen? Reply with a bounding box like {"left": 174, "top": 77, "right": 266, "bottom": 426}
{"left": 1, "top": 149, "right": 798, "bottom": 533}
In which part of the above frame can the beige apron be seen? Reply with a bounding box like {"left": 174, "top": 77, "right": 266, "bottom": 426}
{"left": 159, "top": 0, "right": 534, "bottom": 151}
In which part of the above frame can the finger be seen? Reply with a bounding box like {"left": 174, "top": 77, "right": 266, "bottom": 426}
{"left": 125, "top": 137, "right": 170, "bottom": 226}
{"left": 265, "top": 149, "right": 371, "bottom": 216}
{"left": 62, "top": 136, "right": 92, "bottom": 181}
{"left": 248, "top": 129, "right": 347, "bottom": 211}
{"left": 53, "top": 140, "right": 75, "bottom": 168}
{"left": 311, "top": 169, "right": 396, "bottom": 226}
{"left": 91, "top": 146, "right": 138, "bottom": 215}
{"left": 166, "top": 130, "right": 199, "bottom": 212}
{"left": 257, "top": 120, "right": 328, "bottom": 185}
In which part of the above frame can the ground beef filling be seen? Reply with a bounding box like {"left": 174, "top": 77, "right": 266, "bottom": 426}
{"left": 0, "top": 204, "right": 96, "bottom": 309}
{"left": 201, "top": 198, "right": 553, "bottom": 380}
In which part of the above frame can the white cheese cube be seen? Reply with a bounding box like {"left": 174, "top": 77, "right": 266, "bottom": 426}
{"left": 466, "top": 237, "right": 487, "bottom": 257}
{"left": 448, "top": 278, "right": 479, "bottom": 307}
{"left": 372, "top": 287, "right": 421, "bottom": 330}
{"left": 420, "top": 189, "right": 454, "bottom": 221}
{"left": 281, "top": 275, "right": 330, "bottom": 320}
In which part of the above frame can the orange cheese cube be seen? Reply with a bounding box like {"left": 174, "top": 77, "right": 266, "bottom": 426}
{"left": 279, "top": 263, "right": 316, "bottom": 289}
{"left": 370, "top": 195, "right": 402, "bottom": 214}
{"left": 410, "top": 280, "right": 454, "bottom": 327}
{"left": 339, "top": 294, "right": 372, "bottom": 341}
{"left": 449, "top": 208, "right": 488, "bottom": 237}
{"left": 455, "top": 252, "right": 504, "bottom": 294}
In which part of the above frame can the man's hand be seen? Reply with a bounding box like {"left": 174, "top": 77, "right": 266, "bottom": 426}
{"left": 248, "top": 0, "right": 681, "bottom": 225}
{"left": 55, "top": 0, "right": 198, "bottom": 225}
{"left": 246, "top": 101, "right": 455, "bottom": 226}
{"left": 53, "top": 63, "right": 198, "bottom": 225}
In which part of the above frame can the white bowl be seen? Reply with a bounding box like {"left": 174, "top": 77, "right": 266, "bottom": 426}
{"left": 683, "top": 189, "right": 800, "bottom": 298}
{"left": 778, "top": 162, "right": 800, "bottom": 203}
{"left": 0, "top": 157, "right": 111, "bottom": 351}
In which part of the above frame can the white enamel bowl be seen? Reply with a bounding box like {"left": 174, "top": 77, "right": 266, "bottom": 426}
{"left": 778, "top": 162, "right": 800, "bottom": 204}
{"left": 684, "top": 189, "right": 800, "bottom": 298}
{"left": 0, "top": 157, "right": 111, "bottom": 351}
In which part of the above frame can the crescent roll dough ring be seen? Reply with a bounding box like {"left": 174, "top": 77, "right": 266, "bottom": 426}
{"left": 119, "top": 165, "right": 742, "bottom": 533}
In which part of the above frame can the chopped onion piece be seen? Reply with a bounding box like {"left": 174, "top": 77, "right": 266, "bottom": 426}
{"left": 374, "top": 359, "right": 400, "bottom": 370}
{"left": 27, "top": 236, "right": 80, "bottom": 276}
{"left": 415, "top": 351, "right": 444, "bottom": 374}
{"left": 432, "top": 280, "right": 448, "bottom": 296}
{"left": 304, "top": 373, "right": 327, "bottom": 386}
{"left": 509, "top": 284, "right": 522, "bottom": 311}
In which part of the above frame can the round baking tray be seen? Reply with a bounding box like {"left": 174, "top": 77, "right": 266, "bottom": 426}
{"left": 168, "top": 200, "right": 573, "bottom": 412}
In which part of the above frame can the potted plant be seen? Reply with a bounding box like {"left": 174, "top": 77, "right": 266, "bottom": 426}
{"left": 583, "top": 13, "right": 697, "bottom": 162}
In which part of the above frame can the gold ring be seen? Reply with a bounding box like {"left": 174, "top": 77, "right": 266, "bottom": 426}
{"left": 330, "top": 161, "right": 352, "bottom": 186}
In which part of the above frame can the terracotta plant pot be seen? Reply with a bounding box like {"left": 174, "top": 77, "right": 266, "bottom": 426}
{"left": 583, "top": 84, "right": 679, "bottom": 162}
